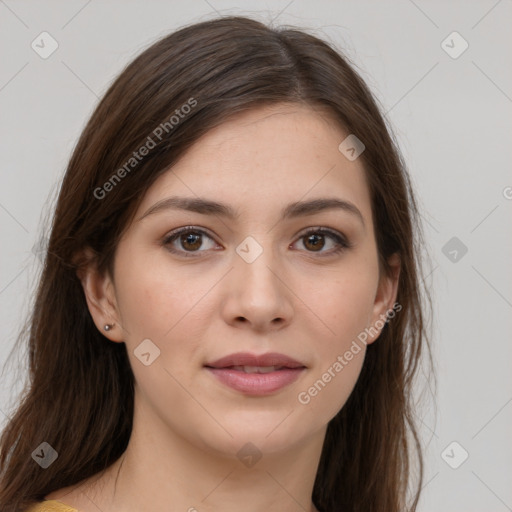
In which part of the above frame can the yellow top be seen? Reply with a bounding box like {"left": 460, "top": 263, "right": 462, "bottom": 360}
{"left": 24, "top": 500, "right": 78, "bottom": 512}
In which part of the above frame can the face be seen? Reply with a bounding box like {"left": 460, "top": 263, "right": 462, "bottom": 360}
{"left": 82, "top": 103, "right": 399, "bottom": 460}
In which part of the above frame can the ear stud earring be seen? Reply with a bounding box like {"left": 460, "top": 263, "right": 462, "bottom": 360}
{"left": 104, "top": 323, "right": 115, "bottom": 331}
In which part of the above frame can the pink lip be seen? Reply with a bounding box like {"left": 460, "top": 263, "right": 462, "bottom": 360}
{"left": 205, "top": 352, "right": 305, "bottom": 369}
{"left": 204, "top": 352, "right": 307, "bottom": 396}
{"left": 206, "top": 367, "right": 305, "bottom": 395}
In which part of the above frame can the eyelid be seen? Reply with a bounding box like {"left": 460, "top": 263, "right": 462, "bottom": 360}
{"left": 164, "top": 225, "right": 217, "bottom": 240}
{"left": 295, "top": 226, "right": 349, "bottom": 243}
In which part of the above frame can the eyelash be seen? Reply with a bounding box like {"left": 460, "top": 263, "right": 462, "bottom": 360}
{"left": 162, "top": 226, "right": 352, "bottom": 258}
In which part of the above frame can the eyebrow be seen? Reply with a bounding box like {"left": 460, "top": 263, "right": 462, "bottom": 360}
{"left": 137, "top": 196, "right": 365, "bottom": 228}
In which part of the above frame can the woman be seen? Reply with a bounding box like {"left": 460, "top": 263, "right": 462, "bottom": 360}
{"left": 0, "top": 15, "right": 433, "bottom": 512}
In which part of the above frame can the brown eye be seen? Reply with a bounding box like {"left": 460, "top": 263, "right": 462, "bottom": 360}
{"left": 179, "top": 231, "right": 203, "bottom": 251}
{"left": 303, "top": 233, "right": 326, "bottom": 252}
{"left": 163, "top": 227, "right": 218, "bottom": 257}
{"left": 294, "top": 228, "right": 351, "bottom": 256}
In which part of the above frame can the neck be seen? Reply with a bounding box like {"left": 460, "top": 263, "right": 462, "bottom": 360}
{"left": 83, "top": 394, "right": 326, "bottom": 512}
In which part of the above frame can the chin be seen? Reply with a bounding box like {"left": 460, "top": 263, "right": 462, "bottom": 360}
{"left": 196, "top": 415, "right": 316, "bottom": 459}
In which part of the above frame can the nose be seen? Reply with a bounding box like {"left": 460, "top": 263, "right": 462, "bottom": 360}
{"left": 220, "top": 244, "right": 294, "bottom": 332}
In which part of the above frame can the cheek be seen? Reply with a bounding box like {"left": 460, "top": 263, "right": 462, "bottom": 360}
{"left": 113, "top": 252, "right": 219, "bottom": 395}
{"left": 296, "top": 349, "right": 365, "bottom": 425}
{"left": 293, "top": 268, "right": 376, "bottom": 419}
{"left": 114, "top": 253, "right": 211, "bottom": 340}
{"left": 301, "top": 266, "right": 378, "bottom": 344}
{"left": 114, "top": 257, "right": 209, "bottom": 392}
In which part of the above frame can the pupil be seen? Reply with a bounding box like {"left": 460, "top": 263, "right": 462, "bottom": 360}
{"left": 182, "top": 232, "right": 201, "bottom": 250}
{"left": 306, "top": 234, "right": 324, "bottom": 251}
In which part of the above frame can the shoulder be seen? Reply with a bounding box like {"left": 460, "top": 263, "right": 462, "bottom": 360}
{"left": 24, "top": 500, "right": 79, "bottom": 512}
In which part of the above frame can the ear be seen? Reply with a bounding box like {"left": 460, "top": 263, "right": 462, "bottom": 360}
{"left": 74, "top": 247, "right": 124, "bottom": 343}
{"left": 365, "top": 252, "right": 401, "bottom": 345}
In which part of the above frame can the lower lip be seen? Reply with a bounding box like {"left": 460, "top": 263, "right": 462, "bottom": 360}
{"left": 205, "top": 367, "right": 305, "bottom": 395}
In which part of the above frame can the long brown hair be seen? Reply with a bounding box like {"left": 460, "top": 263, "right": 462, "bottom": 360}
{"left": 0, "top": 15, "right": 433, "bottom": 512}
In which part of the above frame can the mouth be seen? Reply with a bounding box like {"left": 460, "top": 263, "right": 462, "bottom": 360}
{"left": 216, "top": 365, "right": 294, "bottom": 373}
{"left": 204, "top": 352, "right": 307, "bottom": 395}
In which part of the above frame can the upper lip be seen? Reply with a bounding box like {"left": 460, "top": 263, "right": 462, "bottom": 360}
{"left": 205, "top": 352, "right": 306, "bottom": 369}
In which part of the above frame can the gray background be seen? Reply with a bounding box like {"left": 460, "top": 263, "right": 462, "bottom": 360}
{"left": 1, "top": 1, "right": 511, "bottom": 510}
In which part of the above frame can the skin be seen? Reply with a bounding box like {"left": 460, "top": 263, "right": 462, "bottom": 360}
{"left": 46, "top": 103, "right": 400, "bottom": 512}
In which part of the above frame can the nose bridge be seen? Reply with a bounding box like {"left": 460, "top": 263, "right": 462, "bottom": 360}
{"left": 224, "top": 234, "right": 293, "bottom": 327}
{"left": 235, "top": 234, "right": 282, "bottom": 295}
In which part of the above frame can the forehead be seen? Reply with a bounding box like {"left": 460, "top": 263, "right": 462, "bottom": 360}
{"left": 135, "top": 103, "right": 373, "bottom": 226}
